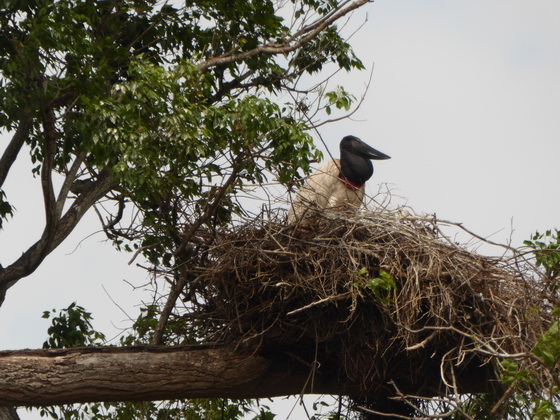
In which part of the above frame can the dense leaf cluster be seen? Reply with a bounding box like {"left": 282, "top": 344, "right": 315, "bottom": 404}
{"left": 42, "top": 302, "right": 105, "bottom": 349}
{"left": 1, "top": 0, "right": 370, "bottom": 417}
{"left": 0, "top": 0, "right": 365, "bottom": 267}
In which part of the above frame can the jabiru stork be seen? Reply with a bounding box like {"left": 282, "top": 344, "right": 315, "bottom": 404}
{"left": 288, "top": 135, "right": 390, "bottom": 223}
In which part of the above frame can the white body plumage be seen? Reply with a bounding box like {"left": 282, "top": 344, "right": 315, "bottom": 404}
{"left": 287, "top": 159, "right": 365, "bottom": 224}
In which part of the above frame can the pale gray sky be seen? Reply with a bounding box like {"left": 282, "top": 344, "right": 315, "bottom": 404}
{"left": 331, "top": 0, "right": 560, "bottom": 247}
{"left": 1, "top": 0, "right": 559, "bottom": 418}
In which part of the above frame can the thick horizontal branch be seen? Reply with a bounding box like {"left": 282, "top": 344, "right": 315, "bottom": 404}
{"left": 0, "top": 342, "right": 501, "bottom": 407}
{"left": 0, "top": 345, "right": 341, "bottom": 407}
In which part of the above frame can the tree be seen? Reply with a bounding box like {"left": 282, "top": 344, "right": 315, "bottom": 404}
{"left": 0, "top": 0, "right": 367, "bottom": 301}
{"left": 0, "top": 0, "right": 371, "bottom": 415}
{"left": 2, "top": 1, "right": 558, "bottom": 419}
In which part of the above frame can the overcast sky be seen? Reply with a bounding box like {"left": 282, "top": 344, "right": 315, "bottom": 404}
{"left": 1, "top": 0, "right": 559, "bottom": 418}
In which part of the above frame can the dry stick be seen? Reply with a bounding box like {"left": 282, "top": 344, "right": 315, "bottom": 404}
{"left": 436, "top": 218, "right": 519, "bottom": 254}
{"left": 388, "top": 379, "right": 463, "bottom": 419}
{"left": 286, "top": 293, "right": 351, "bottom": 316}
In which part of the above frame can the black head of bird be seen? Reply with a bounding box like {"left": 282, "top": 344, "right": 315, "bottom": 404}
{"left": 339, "top": 135, "right": 391, "bottom": 187}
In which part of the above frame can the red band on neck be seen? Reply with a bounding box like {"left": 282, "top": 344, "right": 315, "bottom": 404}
{"left": 340, "top": 176, "right": 363, "bottom": 190}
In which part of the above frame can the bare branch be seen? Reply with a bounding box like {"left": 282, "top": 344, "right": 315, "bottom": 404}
{"left": 312, "top": 62, "right": 375, "bottom": 129}
{"left": 39, "top": 104, "right": 58, "bottom": 236}
{"left": 55, "top": 151, "right": 86, "bottom": 219}
{"left": 0, "top": 113, "right": 32, "bottom": 189}
{"left": 197, "top": 0, "right": 371, "bottom": 72}
{"left": 0, "top": 169, "right": 116, "bottom": 303}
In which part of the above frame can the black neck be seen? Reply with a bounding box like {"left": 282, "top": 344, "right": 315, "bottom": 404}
{"left": 340, "top": 153, "right": 373, "bottom": 186}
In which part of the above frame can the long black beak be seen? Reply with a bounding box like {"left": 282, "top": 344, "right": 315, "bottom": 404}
{"left": 355, "top": 141, "right": 391, "bottom": 160}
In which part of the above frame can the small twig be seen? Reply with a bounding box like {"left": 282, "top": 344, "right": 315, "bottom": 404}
{"left": 312, "top": 61, "right": 375, "bottom": 129}
{"left": 404, "top": 330, "right": 438, "bottom": 351}
{"left": 128, "top": 242, "right": 161, "bottom": 266}
{"left": 286, "top": 293, "right": 351, "bottom": 316}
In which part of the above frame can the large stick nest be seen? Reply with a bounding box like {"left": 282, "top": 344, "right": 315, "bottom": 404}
{"left": 183, "top": 207, "right": 555, "bottom": 401}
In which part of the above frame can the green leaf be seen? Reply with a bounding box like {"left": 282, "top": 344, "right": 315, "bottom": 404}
{"left": 532, "top": 320, "right": 560, "bottom": 368}
{"left": 42, "top": 303, "right": 105, "bottom": 349}
{"left": 499, "top": 359, "right": 535, "bottom": 386}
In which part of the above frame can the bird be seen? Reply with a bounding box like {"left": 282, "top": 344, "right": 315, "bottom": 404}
{"left": 287, "top": 135, "right": 390, "bottom": 223}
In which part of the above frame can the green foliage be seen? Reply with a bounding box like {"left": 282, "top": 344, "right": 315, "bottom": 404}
{"left": 42, "top": 302, "right": 106, "bottom": 349}
{"left": 524, "top": 230, "right": 560, "bottom": 415}
{"left": 533, "top": 319, "right": 560, "bottom": 368}
{"left": 38, "top": 397, "right": 273, "bottom": 420}
{"left": 499, "top": 359, "right": 535, "bottom": 386}
{"left": 354, "top": 268, "right": 397, "bottom": 304}
{"left": 525, "top": 230, "right": 560, "bottom": 371}
{"left": 455, "top": 393, "right": 500, "bottom": 420}
{"left": 524, "top": 229, "right": 560, "bottom": 280}
{"left": 6, "top": 0, "right": 369, "bottom": 416}
{"left": 324, "top": 86, "right": 356, "bottom": 116}
{"left": 483, "top": 230, "right": 560, "bottom": 419}
{"left": 367, "top": 269, "right": 397, "bottom": 302}
{"left": 0, "top": 0, "right": 365, "bottom": 239}
{"left": 0, "top": 190, "right": 13, "bottom": 229}
{"left": 289, "top": 25, "right": 364, "bottom": 74}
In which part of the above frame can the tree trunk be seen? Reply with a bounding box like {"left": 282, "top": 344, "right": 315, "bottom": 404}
{"left": 0, "top": 345, "right": 342, "bottom": 407}
{"left": 0, "top": 408, "right": 19, "bottom": 420}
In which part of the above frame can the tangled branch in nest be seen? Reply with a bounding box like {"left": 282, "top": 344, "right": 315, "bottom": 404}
{"left": 183, "top": 206, "right": 556, "bottom": 409}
